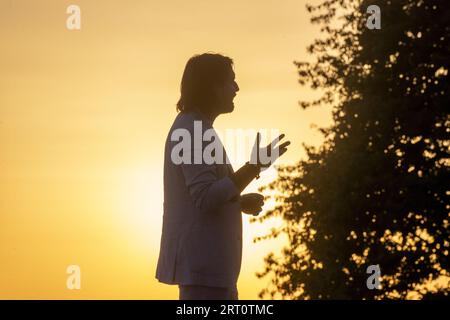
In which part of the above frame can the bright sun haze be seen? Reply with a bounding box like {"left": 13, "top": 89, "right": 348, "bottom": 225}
{"left": 0, "top": 0, "right": 327, "bottom": 299}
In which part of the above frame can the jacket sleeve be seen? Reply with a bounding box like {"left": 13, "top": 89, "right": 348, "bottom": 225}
{"left": 181, "top": 163, "right": 239, "bottom": 214}
{"left": 172, "top": 120, "right": 239, "bottom": 214}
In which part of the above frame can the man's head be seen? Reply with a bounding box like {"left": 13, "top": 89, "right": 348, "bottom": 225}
{"left": 176, "top": 53, "right": 239, "bottom": 116}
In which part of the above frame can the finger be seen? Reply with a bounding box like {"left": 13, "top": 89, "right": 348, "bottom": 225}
{"left": 271, "top": 142, "right": 290, "bottom": 158}
{"left": 245, "top": 202, "right": 263, "bottom": 211}
{"left": 264, "top": 133, "right": 285, "bottom": 149}
{"left": 244, "top": 200, "right": 263, "bottom": 210}
{"left": 251, "top": 199, "right": 264, "bottom": 207}
{"left": 256, "top": 132, "right": 261, "bottom": 164}
{"left": 275, "top": 141, "right": 291, "bottom": 157}
{"left": 254, "top": 194, "right": 265, "bottom": 202}
{"left": 248, "top": 194, "right": 264, "bottom": 205}
{"left": 243, "top": 209, "right": 257, "bottom": 215}
{"left": 247, "top": 207, "right": 262, "bottom": 215}
{"left": 253, "top": 206, "right": 263, "bottom": 215}
{"left": 278, "top": 147, "right": 288, "bottom": 157}
{"left": 268, "top": 134, "right": 285, "bottom": 149}
{"left": 248, "top": 192, "right": 264, "bottom": 200}
{"left": 278, "top": 141, "right": 291, "bottom": 149}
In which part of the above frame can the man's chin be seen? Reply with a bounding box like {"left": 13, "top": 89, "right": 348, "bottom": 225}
{"left": 225, "top": 102, "right": 235, "bottom": 113}
{"left": 217, "top": 102, "right": 235, "bottom": 114}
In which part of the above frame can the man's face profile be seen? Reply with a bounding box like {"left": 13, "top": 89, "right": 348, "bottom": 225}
{"left": 213, "top": 68, "right": 239, "bottom": 114}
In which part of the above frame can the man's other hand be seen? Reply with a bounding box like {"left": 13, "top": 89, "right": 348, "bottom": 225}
{"left": 240, "top": 193, "right": 265, "bottom": 216}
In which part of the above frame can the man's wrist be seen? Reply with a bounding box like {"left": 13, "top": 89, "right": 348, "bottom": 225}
{"left": 246, "top": 161, "right": 261, "bottom": 179}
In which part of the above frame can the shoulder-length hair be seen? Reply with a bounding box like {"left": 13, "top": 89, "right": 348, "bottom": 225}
{"left": 176, "top": 53, "right": 233, "bottom": 113}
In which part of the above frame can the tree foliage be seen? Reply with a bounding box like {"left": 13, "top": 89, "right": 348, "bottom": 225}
{"left": 254, "top": 0, "right": 449, "bottom": 299}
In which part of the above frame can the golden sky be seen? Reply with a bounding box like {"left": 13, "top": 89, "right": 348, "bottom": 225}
{"left": 0, "top": 0, "right": 329, "bottom": 299}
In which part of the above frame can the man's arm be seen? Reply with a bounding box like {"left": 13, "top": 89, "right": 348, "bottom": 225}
{"left": 177, "top": 126, "right": 289, "bottom": 214}
{"left": 181, "top": 163, "right": 239, "bottom": 214}
{"left": 230, "top": 162, "right": 261, "bottom": 193}
{"left": 176, "top": 120, "right": 239, "bottom": 214}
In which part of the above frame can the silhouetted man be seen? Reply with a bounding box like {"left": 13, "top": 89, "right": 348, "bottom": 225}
{"left": 156, "top": 53, "right": 290, "bottom": 300}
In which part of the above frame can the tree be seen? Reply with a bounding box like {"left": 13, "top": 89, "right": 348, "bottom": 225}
{"left": 254, "top": 0, "right": 449, "bottom": 299}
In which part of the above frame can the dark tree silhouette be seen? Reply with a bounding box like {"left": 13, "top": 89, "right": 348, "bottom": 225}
{"left": 253, "top": 0, "right": 449, "bottom": 299}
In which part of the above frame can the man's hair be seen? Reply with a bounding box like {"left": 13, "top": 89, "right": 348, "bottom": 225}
{"left": 176, "top": 53, "right": 234, "bottom": 113}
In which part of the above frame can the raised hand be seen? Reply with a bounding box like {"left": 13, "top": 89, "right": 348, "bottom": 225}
{"left": 250, "top": 132, "right": 290, "bottom": 170}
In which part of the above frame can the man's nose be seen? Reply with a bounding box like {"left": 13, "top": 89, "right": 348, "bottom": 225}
{"left": 234, "top": 82, "right": 240, "bottom": 92}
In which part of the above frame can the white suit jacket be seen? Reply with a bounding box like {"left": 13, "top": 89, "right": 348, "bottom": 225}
{"left": 156, "top": 111, "right": 242, "bottom": 288}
